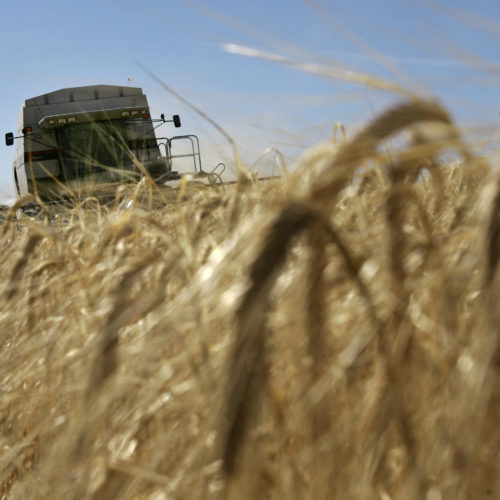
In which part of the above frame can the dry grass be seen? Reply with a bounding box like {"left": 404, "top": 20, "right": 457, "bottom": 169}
{"left": 0, "top": 98, "right": 499, "bottom": 499}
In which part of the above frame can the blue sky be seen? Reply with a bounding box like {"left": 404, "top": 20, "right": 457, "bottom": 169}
{"left": 1, "top": 0, "right": 499, "bottom": 203}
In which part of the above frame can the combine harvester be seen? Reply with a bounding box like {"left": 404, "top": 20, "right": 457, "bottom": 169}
{"left": 5, "top": 84, "right": 224, "bottom": 211}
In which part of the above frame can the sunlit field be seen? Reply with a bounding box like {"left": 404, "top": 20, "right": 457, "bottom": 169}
{"left": 1, "top": 95, "right": 499, "bottom": 499}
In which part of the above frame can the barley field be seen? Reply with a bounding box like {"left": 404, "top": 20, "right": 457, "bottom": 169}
{"left": 0, "top": 98, "right": 499, "bottom": 499}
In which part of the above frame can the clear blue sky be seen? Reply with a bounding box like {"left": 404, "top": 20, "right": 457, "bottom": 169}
{"left": 1, "top": 0, "right": 499, "bottom": 203}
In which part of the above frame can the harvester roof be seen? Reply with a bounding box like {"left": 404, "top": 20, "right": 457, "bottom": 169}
{"left": 25, "top": 85, "right": 143, "bottom": 107}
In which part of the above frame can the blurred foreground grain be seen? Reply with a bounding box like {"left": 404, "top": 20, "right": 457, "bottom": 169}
{"left": 1, "top": 99, "right": 499, "bottom": 499}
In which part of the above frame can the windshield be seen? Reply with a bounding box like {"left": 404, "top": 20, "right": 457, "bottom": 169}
{"left": 56, "top": 120, "right": 160, "bottom": 182}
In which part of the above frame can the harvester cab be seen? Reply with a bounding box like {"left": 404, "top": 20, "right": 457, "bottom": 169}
{"left": 5, "top": 85, "right": 208, "bottom": 203}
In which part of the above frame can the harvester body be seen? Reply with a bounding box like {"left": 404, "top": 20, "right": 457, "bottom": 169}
{"left": 6, "top": 85, "right": 199, "bottom": 202}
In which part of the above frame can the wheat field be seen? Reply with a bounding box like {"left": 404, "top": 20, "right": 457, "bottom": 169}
{"left": 0, "top": 98, "right": 499, "bottom": 499}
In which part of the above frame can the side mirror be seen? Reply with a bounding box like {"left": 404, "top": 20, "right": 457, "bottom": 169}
{"left": 5, "top": 132, "right": 14, "bottom": 146}
{"left": 173, "top": 115, "right": 181, "bottom": 128}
